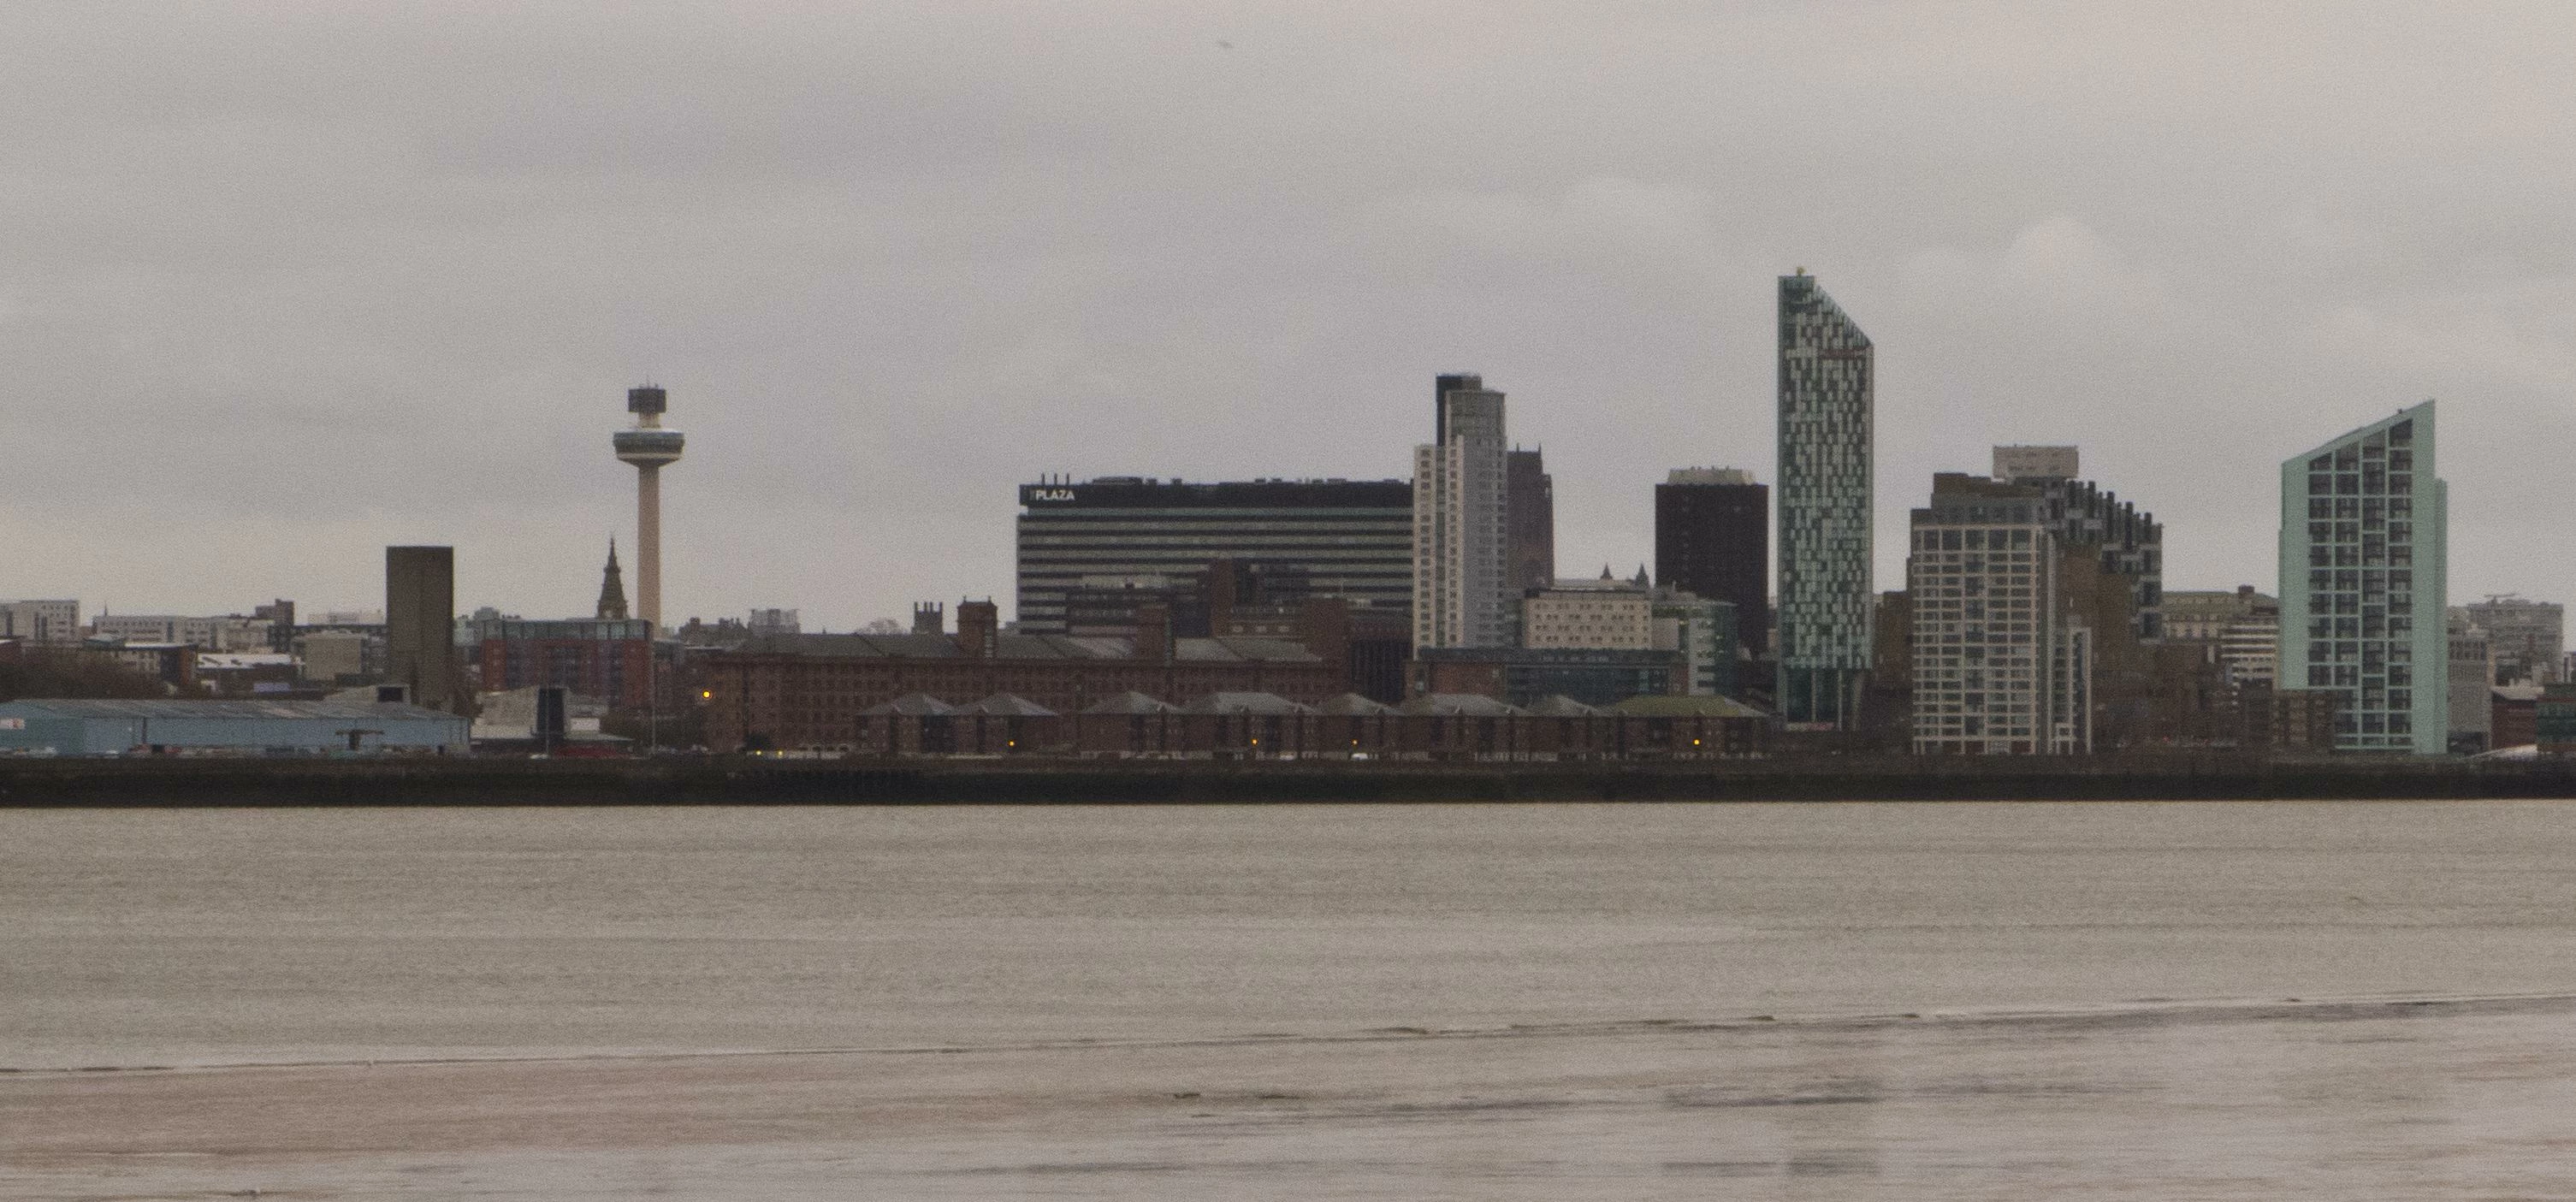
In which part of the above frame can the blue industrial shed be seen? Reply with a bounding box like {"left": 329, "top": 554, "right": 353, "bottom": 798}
{"left": 0, "top": 699, "right": 469, "bottom": 756}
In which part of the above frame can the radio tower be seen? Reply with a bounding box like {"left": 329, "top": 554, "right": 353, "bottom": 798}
{"left": 612, "top": 385, "right": 685, "bottom": 630}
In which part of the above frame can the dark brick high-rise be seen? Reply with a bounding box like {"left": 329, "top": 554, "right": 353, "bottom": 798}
{"left": 1506, "top": 447, "right": 1555, "bottom": 595}
{"left": 1655, "top": 469, "right": 1769, "bottom": 655}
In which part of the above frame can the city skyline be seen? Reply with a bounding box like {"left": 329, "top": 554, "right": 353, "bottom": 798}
{"left": 3, "top": 6, "right": 2571, "bottom": 629}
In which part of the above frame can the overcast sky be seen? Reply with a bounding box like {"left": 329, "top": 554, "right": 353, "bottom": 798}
{"left": 4, "top": 3, "right": 2570, "bottom": 628}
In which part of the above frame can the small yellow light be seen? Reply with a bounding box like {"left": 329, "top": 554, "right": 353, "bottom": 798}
{"left": 700, "top": 690, "right": 713, "bottom": 700}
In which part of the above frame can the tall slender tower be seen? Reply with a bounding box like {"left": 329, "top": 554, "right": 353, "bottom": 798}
{"left": 612, "top": 386, "right": 684, "bottom": 630}
{"left": 1775, "top": 272, "right": 1874, "bottom": 729}
{"left": 1413, "top": 374, "right": 1513, "bottom": 649}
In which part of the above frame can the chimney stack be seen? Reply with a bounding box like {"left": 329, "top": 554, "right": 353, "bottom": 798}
{"left": 1134, "top": 601, "right": 1174, "bottom": 664}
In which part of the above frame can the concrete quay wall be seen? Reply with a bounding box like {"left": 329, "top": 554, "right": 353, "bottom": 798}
{"left": 4, "top": 755, "right": 2575, "bottom": 806}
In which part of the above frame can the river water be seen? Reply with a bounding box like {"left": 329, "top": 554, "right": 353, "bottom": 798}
{"left": 7, "top": 802, "right": 2576, "bottom": 1198}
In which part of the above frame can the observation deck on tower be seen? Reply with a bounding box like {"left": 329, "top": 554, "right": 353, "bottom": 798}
{"left": 613, "top": 386, "right": 685, "bottom": 465}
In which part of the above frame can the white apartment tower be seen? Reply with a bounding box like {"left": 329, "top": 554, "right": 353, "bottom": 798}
{"left": 1909, "top": 474, "right": 2093, "bottom": 755}
{"left": 1413, "top": 374, "right": 1513, "bottom": 649}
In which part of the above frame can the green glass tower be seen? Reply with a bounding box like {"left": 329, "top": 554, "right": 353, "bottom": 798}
{"left": 1775, "top": 274, "right": 1874, "bottom": 728}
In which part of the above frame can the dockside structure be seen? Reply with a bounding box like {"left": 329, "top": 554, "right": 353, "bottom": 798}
{"left": 699, "top": 601, "right": 1336, "bottom": 752}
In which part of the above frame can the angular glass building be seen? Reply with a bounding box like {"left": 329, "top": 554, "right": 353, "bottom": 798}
{"left": 1775, "top": 273, "right": 1874, "bottom": 728}
{"left": 2277, "top": 400, "right": 2448, "bottom": 754}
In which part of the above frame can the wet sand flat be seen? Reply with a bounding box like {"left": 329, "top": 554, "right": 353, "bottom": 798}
{"left": 10, "top": 996, "right": 2576, "bottom": 1200}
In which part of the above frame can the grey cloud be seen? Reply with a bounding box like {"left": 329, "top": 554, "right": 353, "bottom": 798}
{"left": 3, "top": 3, "right": 2571, "bottom": 625}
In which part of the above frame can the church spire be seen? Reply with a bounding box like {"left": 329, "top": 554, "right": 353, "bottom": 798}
{"left": 596, "top": 538, "right": 631, "bottom": 621}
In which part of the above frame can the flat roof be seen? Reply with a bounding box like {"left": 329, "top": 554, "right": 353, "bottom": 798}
{"left": 0, "top": 699, "right": 461, "bottom": 722}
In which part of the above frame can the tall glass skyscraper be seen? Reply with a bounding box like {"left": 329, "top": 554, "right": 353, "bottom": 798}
{"left": 2277, "top": 400, "right": 2448, "bottom": 754}
{"left": 1775, "top": 273, "right": 1874, "bottom": 728}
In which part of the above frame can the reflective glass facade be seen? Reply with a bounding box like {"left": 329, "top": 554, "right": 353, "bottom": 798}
{"left": 1775, "top": 275, "right": 1874, "bottom": 727}
{"left": 2277, "top": 400, "right": 2448, "bottom": 754}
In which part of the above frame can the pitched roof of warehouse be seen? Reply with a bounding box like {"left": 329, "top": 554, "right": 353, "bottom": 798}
{"left": 0, "top": 699, "right": 459, "bottom": 721}
{"left": 1608, "top": 695, "right": 1769, "bottom": 719}
{"left": 733, "top": 633, "right": 1318, "bottom": 663}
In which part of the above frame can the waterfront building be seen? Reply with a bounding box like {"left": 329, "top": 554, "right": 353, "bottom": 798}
{"left": 1655, "top": 467, "right": 1769, "bottom": 656}
{"left": 2464, "top": 595, "right": 2563, "bottom": 685}
{"left": 459, "top": 613, "right": 656, "bottom": 709}
{"left": 1650, "top": 590, "right": 1740, "bottom": 699}
{"left": 385, "top": 546, "right": 463, "bottom": 714}
{"left": 1506, "top": 448, "right": 1555, "bottom": 596}
{"left": 0, "top": 698, "right": 467, "bottom": 756}
{"left": 2537, "top": 682, "right": 2576, "bottom": 755}
{"left": 2277, "top": 400, "right": 2449, "bottom": 755}
{"left": 2492, "top": 684, "right": 2541, "bottom": 749}
{"left": 853, "top": 688, "right": 1768, "bottom": 761}
{"left": 1521, "top": 570, "right": 1653, "bottom": 650}
{"left": 1406, "top": 645, "right": 1686, "bottom": 709}
{"left": 699, "top": 600, "right": 1335, "bottom": 752}
{"left": 1015, "top": 477, "right": 1412, "bottom": 635}
{"left": 0, "top": 600, "right": 83, "bottom": 644}
{"left": 1981, "top": 453, "right": 2165, "bottom": 744}
{"left": 1907, "top": 474, "right": 2092, "bottom": 755}
{"left": 1415, "top": 374, "right": 1514, "bottom": 649}
{"left": 1775, "top": 274, "right": 1874, "bottom": 728}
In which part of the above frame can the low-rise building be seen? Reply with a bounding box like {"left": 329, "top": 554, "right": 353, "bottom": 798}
{"left": 0, "top": 698, "right": 467, "bottom": 756}
{"left": 702, "top": 601, "right": 1335, "bottom": 753}
{"left": 1407, "top": 646, "right": 1685, "bottom": 708}
{"left": 1649, "top": 591, "right": 1738, "bottom": 698}
{"left": 2538, "top": 683, "right": 2576, "bottom": 755}
{"left": 2493, "top": 684, "right": 2543, "bottom": 750}
{"left": 196, "top": 653, "right": 302, "bottom": 697}
{"left": 850, "top": 689, "right": 1768, "bottom": 761}
{"left": 460, "top": 613, "right": 658, "bottom": 708}
{"left": 1522, "top": 570, "right": 1653, "bottom": 650}
{"left": 90, "top": 614, "right": 275, "bottom": 651}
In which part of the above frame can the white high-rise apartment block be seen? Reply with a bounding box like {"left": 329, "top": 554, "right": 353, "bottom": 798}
{"left": 2277, "top": 400, "right": 2448, "bottom": 755}
{"left": 1412, "top": 374, "right": 1513, "bottom": 649}
{"left": 1909, "top": 474, "right": 2093, "bottom": 755}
